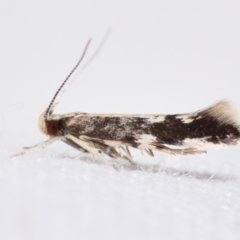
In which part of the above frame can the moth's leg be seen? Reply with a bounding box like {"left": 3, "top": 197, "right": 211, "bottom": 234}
{"left": 65, "top": 135, "right": 118, "bottom": 168}
{"left": 119, "top": 146, "right": 133, "bottom": 162}
{"left": 61, "top": 137, "right": 88, "bottom": 153}
{"left": 180, "top": 147, "right": 207, "bottom": 155}
{"left": 88, "top": 139, "right": 130, "bottom": 161}
{"left": 11, "top": 137, "right": 62, "bottom": 158}
{"left": 94, "top": 143, "right": 121, "bottom": 159}
{"left": 144, "top": 148, "right": 154, "bottom": 157}
{"left": 78, "top": 136, "right": 118, "bottom": 158}
{"left": 80, "top": 136, "right": 134, "bottom": 163}
{"left": 91, "top": 138, "right": 132, "bottom": 161}
{"left": 153, "top": 144, "right": 206, "bottom": 155}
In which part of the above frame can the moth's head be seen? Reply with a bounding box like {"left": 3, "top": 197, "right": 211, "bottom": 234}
{"left": 38, "top": 109, "right": 59, "bottom": 136}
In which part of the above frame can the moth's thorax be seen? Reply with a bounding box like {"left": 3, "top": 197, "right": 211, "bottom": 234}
{"left": 38, "top": 111, "right": 60, "bottom": 136}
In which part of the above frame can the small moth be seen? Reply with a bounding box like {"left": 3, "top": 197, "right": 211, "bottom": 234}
{"left": 12, "top": 39, "right": 240, "bottom": 163}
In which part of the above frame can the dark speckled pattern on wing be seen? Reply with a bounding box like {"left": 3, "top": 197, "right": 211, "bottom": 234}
{"left": 62, "top": 101, "right": 240, "bottom": 147}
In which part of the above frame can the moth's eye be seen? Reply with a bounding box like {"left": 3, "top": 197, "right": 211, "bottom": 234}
{"left": 47, "top": 120, "right": 59, "bottom": 136}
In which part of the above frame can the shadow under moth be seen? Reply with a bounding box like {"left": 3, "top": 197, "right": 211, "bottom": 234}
{"left": 12, "top": 39, "right": 240, "bottom": 164}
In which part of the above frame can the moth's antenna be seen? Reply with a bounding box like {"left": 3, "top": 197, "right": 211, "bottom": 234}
{"left": 81, "top": 29, "right": 111, "bottom": 72}
{"left": 58, "top": 29, "right": 111, "bottom": 103}
{"left": 44, "top": 39, "right": 92, "bottom": 120}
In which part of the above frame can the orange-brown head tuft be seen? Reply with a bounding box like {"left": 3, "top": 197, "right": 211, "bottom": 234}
{"left": 38, "top": 110, "right": 59, "bottom": 136}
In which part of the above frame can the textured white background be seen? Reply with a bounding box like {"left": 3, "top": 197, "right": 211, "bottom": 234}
{"left": 0, "top": 1, "right": 240, "bottom": 240}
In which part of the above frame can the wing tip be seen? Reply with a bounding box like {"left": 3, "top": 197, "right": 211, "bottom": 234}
{"left": 201, "top": 100, "right": 240, "bottom": 129}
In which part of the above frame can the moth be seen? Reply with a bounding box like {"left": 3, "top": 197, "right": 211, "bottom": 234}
{"left": 12, "top": 39, "right": 240, "bottom": 163}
